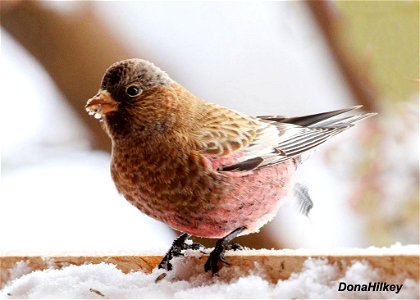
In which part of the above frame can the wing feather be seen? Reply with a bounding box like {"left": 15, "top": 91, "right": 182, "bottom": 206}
{"left": 196, "top": 102, "right": 259, "bottom": 156}
{"left": 195, "top": 105, "right": 375, "bottom": 172}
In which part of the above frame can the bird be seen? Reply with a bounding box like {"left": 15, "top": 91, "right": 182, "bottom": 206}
{"left": 85, "top": 58, "right": 376, "bottom": 273}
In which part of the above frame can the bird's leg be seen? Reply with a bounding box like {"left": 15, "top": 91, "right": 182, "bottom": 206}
{"left": 158, "top": 233, "right": 190, "bottom": 271}
{"left": 204, "top": 226, "right": 246, "bottom": 274}
{"left": 158, "top": 233, "right": 204, "bottom": 271}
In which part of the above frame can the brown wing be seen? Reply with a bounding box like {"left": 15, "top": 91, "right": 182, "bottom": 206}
{"left": 194, "top": 102, "right": 260, "bottom": 157}
{"left": 194, "top": 105, "right": 376, "bottom": 172}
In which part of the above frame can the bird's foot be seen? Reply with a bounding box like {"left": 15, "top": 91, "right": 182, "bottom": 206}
{"left": 224, "top": 242, "right": 244, "bottom": 251}
{"left": 204, "top": 227, "right": 246, "bottom": 274}
{"left": 158, "top": 233, "right": 204, "bottom": 271}
{"left": 158, "top": 233, "right": 190, "bottom": 271}
{"left": 188, "top": 242, "right": 205, "bottom": 251}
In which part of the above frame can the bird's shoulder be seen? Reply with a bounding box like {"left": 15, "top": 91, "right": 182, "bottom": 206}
{"left": 193, "top": 101, "right": 262, "bottom": 157}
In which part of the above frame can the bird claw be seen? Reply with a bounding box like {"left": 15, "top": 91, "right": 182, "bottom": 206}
{"left": 190, "top": 243, "right": 205, "bottom": 250}
{"left": 204, "top": 226, "right": 246, "bottom": 274}
{"left": 220, "top": 254, "right": 231, "bottom": 266}
{"left": 204, "top": 243, "right": 236, "bottom": 273}
{"left": 204, "top": 243, "right": 224, "bottom": 274}
{"left": 158, "top": 257, "right": 172, "bottom": 271}
{"left": 225, "top": 242, "right": 243, "bottom": 251}
{"left": 158, "top": 233, "right": 190, "bottom": 271}
{"left": 160, "top": 227, "right": 246, "bottom": 273}
{"left": 158, "top": 233, "right": 205, "bottom": 271}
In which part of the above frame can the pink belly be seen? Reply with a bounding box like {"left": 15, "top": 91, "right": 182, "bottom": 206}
{"left": 165, "top": 161, "right": 296, "bottom": 238}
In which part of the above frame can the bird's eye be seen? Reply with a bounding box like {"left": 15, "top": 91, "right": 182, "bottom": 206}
{"left": 126, "top": 85, "right": 142, "bottom": 97}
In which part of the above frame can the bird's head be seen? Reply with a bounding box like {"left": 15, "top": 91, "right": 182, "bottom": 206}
{"left": 86, "top": 59, "right": 176, "bottom": 138}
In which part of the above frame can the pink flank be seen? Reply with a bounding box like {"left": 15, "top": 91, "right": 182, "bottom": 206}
{"left": 165, "top": 154, "right": 297, "bottom": 238}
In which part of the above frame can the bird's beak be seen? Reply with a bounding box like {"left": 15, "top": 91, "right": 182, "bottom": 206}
{"left": 85, "top": 90, "right": 118, "bottom": 119}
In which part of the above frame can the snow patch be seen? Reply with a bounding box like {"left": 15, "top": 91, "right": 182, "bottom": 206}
{"left": 1, "top": 253, "right": 418, "bottom": 299}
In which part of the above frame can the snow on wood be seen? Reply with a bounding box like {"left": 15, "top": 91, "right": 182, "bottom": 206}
{"left": 1, "top": 247, "right": 419, "bottom": 299}
{"left": 1, "top": 250, "right": 418, "bottom": 288}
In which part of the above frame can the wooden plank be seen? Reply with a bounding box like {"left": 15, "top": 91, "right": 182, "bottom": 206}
{"left": 1, "top": 254, "right": 418, "bottom": 288}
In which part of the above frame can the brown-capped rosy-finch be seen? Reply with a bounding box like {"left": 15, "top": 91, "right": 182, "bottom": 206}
{"left": 86, "top": 58, "right": 375, "bottom": 273}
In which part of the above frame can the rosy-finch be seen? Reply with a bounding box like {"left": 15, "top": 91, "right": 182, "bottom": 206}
{"left": 86, "top": 58, "right": 375, "bottom": 273}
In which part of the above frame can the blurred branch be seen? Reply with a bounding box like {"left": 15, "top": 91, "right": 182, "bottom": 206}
{"left": 306, "top": 1, "right": 378, "bottom": 111}
{"left": 1, "top": 1, "right": 132, "bottom": 151}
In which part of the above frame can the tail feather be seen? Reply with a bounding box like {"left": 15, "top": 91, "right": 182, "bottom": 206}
{"left": 258, "top": 106, "right": 376, "bottom": 163}
{"left": 258, "top": 105, "right": 364, "bottom": 126}
{"left": 220, "top": 106, "right": 376, "bottom": 172}
{"left": 313, "top": 112, "right": 377, "bottom": 128}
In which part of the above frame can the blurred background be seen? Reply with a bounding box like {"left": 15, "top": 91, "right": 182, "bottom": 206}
{"left": 1, "top": 1, "right": 418, "bottom": 254}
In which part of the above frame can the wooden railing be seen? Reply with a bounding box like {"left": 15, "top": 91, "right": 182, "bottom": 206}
{"left": 1, "top": 252, "right": 418, "bottom": 288}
